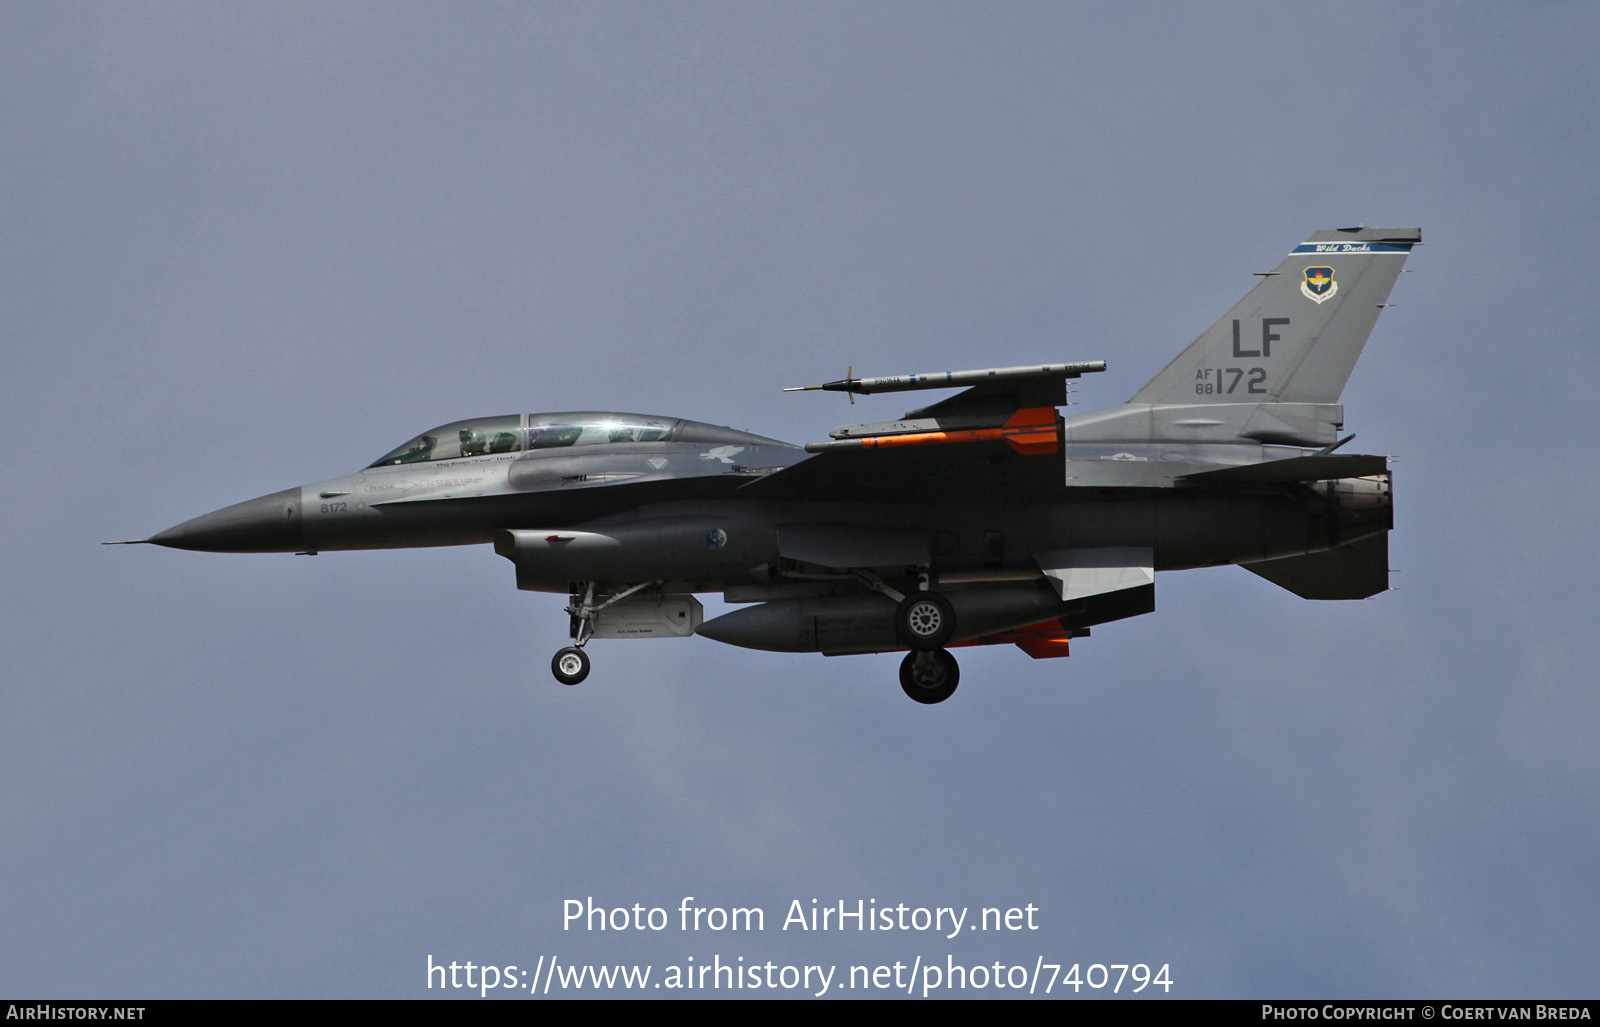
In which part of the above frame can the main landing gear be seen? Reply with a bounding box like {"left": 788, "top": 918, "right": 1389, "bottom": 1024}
{"left": 852, "top": 569, "right": 963, "bottom": 705}
{"left": 894, "top": 589, "right": 961, "bottom": 705}
{"left": 895, "top": 591, "right": 955, "bottom": 650}
{"left": 899, "top": 648, "right": 960, "bottom": 704}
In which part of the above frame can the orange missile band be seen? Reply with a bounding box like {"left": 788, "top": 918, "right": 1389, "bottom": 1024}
{"left": 1013, "top": 639, "right": 1072, "bottom": 659}
{"left": 861, "top": 618, "right": 1074, "bottom": 658}
{"left": 949, "top": 615, "right": 1074, "bottom": 658}
{"left": 806, "top": 407, "right": 1060, "bottom": 456}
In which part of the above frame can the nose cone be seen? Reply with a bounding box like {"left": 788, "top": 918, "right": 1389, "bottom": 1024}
{"left": 151, "top": 487, "right": 304, "bottom": 553}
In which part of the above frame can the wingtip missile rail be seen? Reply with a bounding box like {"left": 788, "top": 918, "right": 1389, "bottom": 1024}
{"left": 783, "top": 361, "right": 1107, "bottom": 397}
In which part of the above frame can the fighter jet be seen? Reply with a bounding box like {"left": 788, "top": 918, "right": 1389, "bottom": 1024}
{"left": 111, "top": 226, "right": 1417, "bottom": 704}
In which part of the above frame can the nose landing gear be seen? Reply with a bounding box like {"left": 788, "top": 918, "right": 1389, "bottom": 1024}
{"left": 548, "top": 580, "right": 660, "bottom": 686}
{"left": 551, "top": 646, "right": 590, "bottom": 685}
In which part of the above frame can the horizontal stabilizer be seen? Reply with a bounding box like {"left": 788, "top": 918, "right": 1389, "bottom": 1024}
{"left": 1241, "top": 534, "right": 1388, "bottom": 600}
{"left": 1180, "top": 453, "right": 1388, "bottom": 484}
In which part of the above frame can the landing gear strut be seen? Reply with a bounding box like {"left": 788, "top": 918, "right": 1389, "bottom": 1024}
{"left": 899, "top": 648, "right": 960, "bottom": 704}
{"left": 548, "top": 580, "right": 659, "bottom": 686}
{"left": 844, "top": 568, "right": 959, "bottom": 701}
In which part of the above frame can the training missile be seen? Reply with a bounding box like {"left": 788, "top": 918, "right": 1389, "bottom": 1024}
{"left": 803, "top": 406, "right": 1059, "bottom": 454}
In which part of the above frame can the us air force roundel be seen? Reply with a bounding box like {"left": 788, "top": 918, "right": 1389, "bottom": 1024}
{"left": 1301, "top": 266, "right": 1337, "bottom": 304}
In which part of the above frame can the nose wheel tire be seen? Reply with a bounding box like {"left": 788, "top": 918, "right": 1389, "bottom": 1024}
{"left": 895, "top": 591, "right": 955, "bottom": 650}
{"left": 899, "top": 649, "right": 959, "bottom": 705}
{"left": 552, "top": 646, "right": 591, "bottom": 686}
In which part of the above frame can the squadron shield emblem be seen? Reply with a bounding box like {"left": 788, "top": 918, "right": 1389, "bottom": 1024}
{"left": 1300, "top": 266, "right": 1337, "bottom": 304}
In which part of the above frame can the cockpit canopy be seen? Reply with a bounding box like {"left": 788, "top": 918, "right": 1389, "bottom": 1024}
{"left": 367, "top": 412, "right": 789, "bottom": 468}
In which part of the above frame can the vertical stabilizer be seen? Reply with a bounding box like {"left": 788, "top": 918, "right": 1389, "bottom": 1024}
{"left": 1129, "top": 227, "right": 1419, "bottom": 406}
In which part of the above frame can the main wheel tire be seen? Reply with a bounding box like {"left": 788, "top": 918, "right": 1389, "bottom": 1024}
{"left": 899, "top": 649, "right": 959, "bottom": 705}
{"left": 551, "top": 646, "right": 591, "bottom": 686}
{"left": 895, "top": 591, "right": 956, "bottom": 650}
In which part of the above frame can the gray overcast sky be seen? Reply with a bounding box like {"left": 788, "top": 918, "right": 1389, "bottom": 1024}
{"left": 3, "top": 2, "right": 1597, "bottom": 998}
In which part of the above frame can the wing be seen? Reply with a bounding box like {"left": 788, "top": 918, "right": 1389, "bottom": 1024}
{"left": 739, "top": 406, "right": 1066, "bottom": 503}
{"left": 753, "top": 361, "right": 1109, "bottom": 503}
